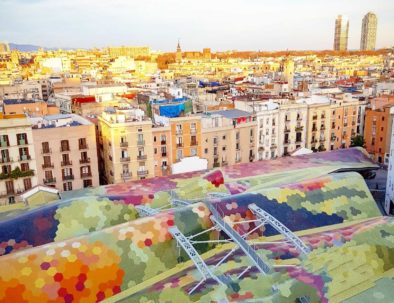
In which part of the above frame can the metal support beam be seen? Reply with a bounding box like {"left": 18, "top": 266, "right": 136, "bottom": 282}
{"left": 206, "top": 203, "right": 272, "bottom": 275}
{"left": 168, "top": 226, "right": 231, "bottom": 294}
{"left": 248, "top": 203, "right": 310, "bottom": 255}
{"left": 135, "top": 205, "right": 159, "bottom": 217}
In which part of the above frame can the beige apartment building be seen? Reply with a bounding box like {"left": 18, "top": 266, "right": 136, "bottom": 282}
{"left": 330, "top": 100, "right": 359, "bottom": 150}
{"left": 278, "top": 102, "right": 308, "bottom": 156}
{"left": 296, "top": 97, "right": 332, "bottom": 152}
{"left": 201, "top": 110, "right": 257, "bottom": 168}
{"left": 152, "top": 126, "right": 172, "bottom": 177}
{"left": 0, "top": 114, "right": 38, "bottom": 205}
{"left": 98, "top": 105, "right": 154, "bottom": 183}
{"left": 169, "top": 116, "right": 202, "bottom": 163}
{"left": 31, "top": 114, "right": 99, "bottom": 192}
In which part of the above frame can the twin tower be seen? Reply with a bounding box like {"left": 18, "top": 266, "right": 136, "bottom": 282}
{"left": 334, "top": 12, "right": 377, "bottom": 51}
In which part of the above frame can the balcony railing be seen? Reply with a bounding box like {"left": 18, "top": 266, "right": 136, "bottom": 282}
{"left": 42, "top": 163, "right": 54, "bottom": 169}
{"left": 160, "top": 140, "right": 166, "bottom": 145}
{"left": 120, "top": 157, "right": 130, "bottom": 162}
{"left": 79, "top": 143, "right": 88, "bottom": 150}
{"left": 62, "top": 175, "right": 74, "bottom": 181}
{"left": 137, "top": 170, "right": 148, "bottom": 176}
{"left": 120, "top": 142, "right": 128, "bottom": 147}
{"left": 81, "top": 172, "right": 92, "bottom": 178}
{"left": 41, "top": 148, "right": 52, "bottom": 154}
{"left": 43, "top": 177, "right": 56, "bottom": 184}
{"left": 0, "top": 141, "right": 9, "bottom": 148}
{"left": 284, "top": 140, "right": 290, "bottom": 145}
{"left": 295, "top": 126, "right": 303, "bottom": 132}
{"left": 0, "top": 157, "right": 12, "bottom": 164}
{"left": 312, "top": 127, "right": 317, "bottom": 132}
{"left": 176, "top": 143, "right": 183, "bottom": 148}
{"left": 137, "top": 155, "right": 147, "bottom": 160}
{"left": 18, "top": 139, "right": 28, "bottom": 145}
{"left": 61, "top": 160, "right": 73, "bottom": 166}
{"left": 19, "top": 155, "right": 31, "bottom": 161}
{"left": 284, "top": 128, "right": 290, "bottom": 133}
{"left": 137, "top": 140, "right": 145, "bottom": 146}
{"left": 312, "top": 115, "right": 317, "bottom": 120}
{"left": 161, "top": 153, "right": 167, "bottom": 157}
{"left": 60, "top": 146, "right": 70, "bottom": 152}
{"left": 80, "top": 158, "right": 91, "bottom": 164}
{"left": 191, "top": 141, "right": 198, "bottom": 146}
{"left": 121, "top": 172, "right": 132, "bottom": 179}
{"left": 320, "top": 126, "right": 326, "bottom": 130}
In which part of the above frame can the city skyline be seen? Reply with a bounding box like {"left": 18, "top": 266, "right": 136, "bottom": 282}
{"left": 0, "top": 0, "right": 393, "bottom": 51}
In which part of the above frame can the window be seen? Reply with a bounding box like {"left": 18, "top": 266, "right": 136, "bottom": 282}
{"left": 79, "top": 138, "right": 87, "bottom": 149}
{"left": 16, "top": 133, "right": 28, "bottom": 145}
{"left": 23, "top": 178, "right": 32, "bottom": 191}
{"left": 63, "top": 182, "right": 73, "bottom": 191}
{"left": 160, "top": 135, "right": 166, "bottom": 143}
{"left": 153, "top": 136, "right": 157, "bottom": 142}
{"left": 222, "top": 135, "right": 226, "bottom": 140}
{"left": 21, "top": 163, "right": 30, "bottom": 172}
{"left": 1, "top": 165, "right": 11, "bottom": 174}
{"left": 176, "top": 124, "right": 182, "bottom": 134}
{"left": 191, "top": 148, "right": 197, "bottom": 156}
{"left": 161, "top": 146, "right": 167, "bottom": 156}
{"left": 83, "top": 179, "right": 92, "bottom": 188}
{"left": 176, "top": 149, "right": 183, "bottom": 160}
{"left": 204, "top": 148, "right": 208, "bottom": 154}
{"left": 137, "top": 134, "right": 144, "bottom": 144}
{"left": 60, "top": 140, "right": 69, "bottom": 152}
{"left": 222, "top": 146, "right": 226, "bottom": 151}
{"left": 42, "top": 142, "right": 50, "bottom": 153}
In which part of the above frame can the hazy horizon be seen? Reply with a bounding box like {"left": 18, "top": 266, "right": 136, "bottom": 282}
{"left": 1, "top": 0, "right": 393, "bottom": 52}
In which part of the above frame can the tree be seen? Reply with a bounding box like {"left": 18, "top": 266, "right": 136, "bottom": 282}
{"left": 350, "top": 135, "right": 365, "bottom": 147}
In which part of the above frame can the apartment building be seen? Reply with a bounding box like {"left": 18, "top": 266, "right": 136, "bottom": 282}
{"left": 384, "top": 107, "right": 394, "bottom": 215}
{"left": 31, "top": 114, "right": 99, "bottom": 192}
{"left": 152, "top": 126, "right": 172, "bottom": 177}
{"left": 0, "top": 114, "right": 37, "bottom": 205}
{"left": 170, "top": 116, "right": 202, "bottom": 163}
{"left": 201, "top": 110, "right": 257, "bottom": 168}
{"left": 330, "top": 100, "right": 359, "bottom": 150}
{"left": 98, "top": 105, "right": 154, "bottom": 183}
{"left": 298, "top": 97, "right": 331, "bottom": 152}
{"left": 364, "top": 105, "right": 394, "bottom": 163}
{"left": 3, "top": 99, "right": 59, "bottom": 116}
{"left": 278, "top": 102, "right": 308, "bottom": 156}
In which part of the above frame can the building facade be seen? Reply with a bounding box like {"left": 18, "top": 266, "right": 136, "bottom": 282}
{"left": 0, "top": 115, "right": 37, "bottom": 205}
{"left": 98, "top": 106, "right": 154, "bottom": 183}
{"left": 360, "top": 12, "right": 378, "bottom": 51}
{"left": 334, "top": 15, "right": 350, "bottom": 51}
{"left": 384, "top": 107, "right": 394, "bottom": 215}
{"left": 31, "top": 114, "right": 99, "bottom": 193}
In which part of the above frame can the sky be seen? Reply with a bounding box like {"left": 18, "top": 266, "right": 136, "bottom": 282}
{"left": 0, "top": 0, "right": 393, "bottom": 52}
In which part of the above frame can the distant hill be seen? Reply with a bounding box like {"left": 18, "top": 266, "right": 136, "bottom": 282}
{"left": 9, "top": 43, "right": 73, "bottom": 52}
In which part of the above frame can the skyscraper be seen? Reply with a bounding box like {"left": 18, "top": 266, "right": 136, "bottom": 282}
{"left": 360, "top": 12, "right": 377, "bottom": 50}
{"left": 334, "top": 15, "right": 349, "bottom": 51}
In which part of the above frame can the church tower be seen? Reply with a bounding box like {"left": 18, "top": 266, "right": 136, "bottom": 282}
{"left": 176, "top": 40, "right": 182, "bottom": 62}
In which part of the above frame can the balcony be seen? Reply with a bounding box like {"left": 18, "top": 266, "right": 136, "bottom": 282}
{"left": 120, "top": 142, "right": 128, "bottom": 147}
{"left": 295, "top": 126, "right": 303, "bottom": 132}
{"left": 320, "top": 126, "right": 326, "bottom": 130}
{"left": 79, "top": 143, "right": 88, "bottom": 150}
{"left": 120, "top": 157, "right": 130, "bottom": 162}
{"left": 176, "top": 129, "right": 182, "bottom": 135}
{"left": 312, "top": 127, "right": 317, "bottom": 132}
{"left": 79, "top": 158, "right": 91, "bottom": 164}
{"left": 121, "top": 172, "right": 132, "bottom": 179}
{"left": 42, "top": 163, "right": 54, "bottom": 169}
{"left": 62, "top": 175, "right": 74, "bottom": 181}
{"left": 18, "top": 139, "right": 28, "bottom": 146}
{"left": 0, "top": 141, "right": 9, "bottom": 148}
{"left": 81, "top": 172, "right": 92, "bottom": 178}
{"left": 43, "top": 177, "right": 56, "bottom": 184}
{"left": 176, "top": 143, "right": 183, "bottom": 148}
{"left": 283, "top": 140, "right": 290, "bottom": 145}
{"left": 311, "top": 139, "right": 318, "bottom": 144}
{"left": 137, "top": 155, "right": 147, "bottom": 160}
{"left": 0, "top": 157, "right": 12, "bottom": 164}
{"left": 235, "top": 158, "right": 241, "bottom": 163}
{"left": 190, "top": 128, "right": 197, "bottom": 135}
{"left": 270, "top": 144, "right": 277, "bottom": 149}
{"left": 41, "top": 148, "right": 52, "bottom": 154}
{"left": 321, "top": 115, "right": 326, "bottom": 119}
{"left": 61, "top": 160, "right": 73, "bottom": 166}
{"left": 137, "top": 140, "right": 145, "bottom": 146}
{"left": 295, "top": 139, "right": 302, "bottom": 143}
{"left": 60, "top": 146, "right": 70, "bottom": 152}
{"left": 191, "top": 141, "right": 198, "bottom": 146}
{"left": 160, "top": 140, "right": 167, "bottom": 145}
{"left": 284, "top": 128, "right": 290, "bottom": 133}
{"left": 297, "top": 116, "right": 302, "bottom": 121}
{"left": 161, "top": 153, "right": 167, "bottom": 157}
{"left": 319, "top": 138, "right": 325, "bottom": 142}
{"left": 221, "top": 161, "right": 228, "bottom": 166}
{"left": 137, "top": 170, "right": 148, "bottom": 177}
{"left": 312, "top": 115, "right": 317, "bottom": 120}
{"left": 19, "top": 155, "right": 31, "bottom": 161}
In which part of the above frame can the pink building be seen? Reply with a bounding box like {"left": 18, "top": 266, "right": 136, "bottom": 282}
{"left": 31, "top": 114, "right": 99, "bottom": 192}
